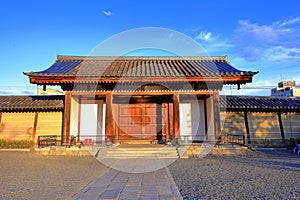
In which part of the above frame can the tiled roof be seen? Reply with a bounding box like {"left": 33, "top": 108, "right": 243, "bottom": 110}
{"left": 0, "top": 95, "right": 64, "bottom": 112}
{"left": 24, "top": 55, "right": 258, "bottom": 80}
{"left": 221, "top": 95, "right": 300, "bottom": 112}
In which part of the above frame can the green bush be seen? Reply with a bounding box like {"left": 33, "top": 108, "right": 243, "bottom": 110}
{"left": 0, "top": 139, "right": 35, "bottom": 149}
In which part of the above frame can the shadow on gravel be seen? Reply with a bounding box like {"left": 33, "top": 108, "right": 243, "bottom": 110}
{"left": 168, "top": 150, "right": 300, "bottom": 200}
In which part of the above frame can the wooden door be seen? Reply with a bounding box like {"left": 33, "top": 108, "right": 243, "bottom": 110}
{"left": 118, "top": 103, "right": 162, "bottom": 141}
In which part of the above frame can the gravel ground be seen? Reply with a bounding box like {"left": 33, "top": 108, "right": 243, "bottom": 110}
{"left": 0, "top": 150, "right": 299, "bottom": 200}
{"left": 0, "top": 152, "right": 108, "bottom": 200}
{"left": 168, "top": 149, "right": 300, "bottom": 200}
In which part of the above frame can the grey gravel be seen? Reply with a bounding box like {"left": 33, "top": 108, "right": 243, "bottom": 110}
{"left": 0, "top": 152, "right": 107, "bottom": 200}
{"left": 168, "top": 149, "right": 300, "bottom": 200}
{"left": 1, "top": 150, "right": 299, "bottom": 200}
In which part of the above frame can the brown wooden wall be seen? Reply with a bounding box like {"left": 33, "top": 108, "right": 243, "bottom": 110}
{"left": 247, "top": 113, "right": 281, "bottom": 140}
{"left": 0, "top": 111, "right": 62, "bottom": 143}
{"left": 0, "top": 112, "right": 35, "bottom": 141}
{"left": 220, "top": 112, "right": 246, "bottom": 136}
{"left": 35, "top": 112, "right": 63, "bottom": 140}
{"left": 281, "top": 113, "right": 300, "bottom": 139}
{"left": 221, "top": 111, "right": 300, "bottom": 143}
{"left": 1, "top": 109, "right": 300, "bottom": 144}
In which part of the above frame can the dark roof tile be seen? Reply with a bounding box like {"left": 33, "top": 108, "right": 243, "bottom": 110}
{"left": 0, "top": 95, "right": 64, "bottom": 112}
{"left": 221, "top": 95, "right": 300, "bottom": 111}
{"left": 25, "top": 55, "right": 258, "bottom": 78}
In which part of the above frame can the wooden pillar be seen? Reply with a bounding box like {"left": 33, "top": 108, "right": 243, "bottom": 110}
{"left": 32, "top": 112, "right": 39, "bottom": 141}
{"left": 105, "top": 92, "right": 115, "bottom": 142}
{"left": 63, "top": 91, "right": 72, "bottom": 144}
{"left": 173, "top": 93, "right": 180, "bottom": 139}
{"left": 77, "top": 96, "right": 81, "bottom": 143}
{"left": 97, "top": 100, "right": 103, "bottom": 140}
{"left": 0, "top": 112, "right": 2, "bottom": 132}
{"left": 213, "top": 90, "right": 221, "bottom": 139}
{"left": 244, "top": 111, "right": 251, "bottom": 144}
{"left": 278, "top": 112, "right": 285, "bottom": 144}
{"left": 165, "top": 103, "right": 170, "bottom": 142}
{"left": 169, "top": 103, "right": 174, "bottom": 138}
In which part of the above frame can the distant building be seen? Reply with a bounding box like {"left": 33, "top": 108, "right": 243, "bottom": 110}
{"left": 271, "top": 81, "right": 300, "bottom": 97}
{"left": 37, "top": 87, "right": 64, "bottom": 95}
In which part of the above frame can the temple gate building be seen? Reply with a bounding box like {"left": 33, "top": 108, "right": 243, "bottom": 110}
{"left": 23, "top": 55, "right": 258, "bottom": 145}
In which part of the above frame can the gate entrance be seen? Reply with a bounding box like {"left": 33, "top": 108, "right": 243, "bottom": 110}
{"left": 118, "top": 103, "right": 164, "bottom": 143}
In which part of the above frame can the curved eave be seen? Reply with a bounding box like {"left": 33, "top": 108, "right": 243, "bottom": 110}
{"left": 0, "top": 107, "right": 64, "bottom": 113}
{"left": 222, "top": 107, "right": 300, "bottom": 113}
{"left": 25, "top": 73, "right": 257, "bottom": 85}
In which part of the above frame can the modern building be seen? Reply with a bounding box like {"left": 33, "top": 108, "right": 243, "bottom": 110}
{"left": 271, "top": 81, "right": 300, "bottom": 97}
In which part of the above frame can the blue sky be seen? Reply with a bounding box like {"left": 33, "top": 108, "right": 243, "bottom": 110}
{"left": 1, "top": 0, "right": 300, "bottom": 95}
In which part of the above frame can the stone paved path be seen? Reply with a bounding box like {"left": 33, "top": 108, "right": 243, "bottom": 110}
{"left": 72, "top": 167, "right": 182, "bottom": 200}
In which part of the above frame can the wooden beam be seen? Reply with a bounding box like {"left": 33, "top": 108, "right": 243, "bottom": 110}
{"left": 173, "top": 93, "right": 180, "bottom": 139}
{"left": 278, "top": 112, "right": 285, "bottom": 144}
{"left": 32, "top": 112, "right": 39, "bottom": 141}
{"left": 244, "top": 111, "right": 250, "bottom": 144}
{"left": 63, "top": 91, "right": 72, "bottom": 144}
{"left": 213, "top": 91, "right": 221, "bottom": 140}
{"left": 28, "top": 75, "right": 256, "bottom": 85}
{"left": 105, "top": 92, "right": 115, "bottom": 142}
{"left": 72, "top": 90, "right": 214, "bottom": 96}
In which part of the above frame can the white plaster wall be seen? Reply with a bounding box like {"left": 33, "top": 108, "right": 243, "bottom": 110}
{"left": 180, "top": 100, "right": 206, "bottom": 142}
{"left": 180, "top": 103, "right": 192, "bottom": 142}
{"left": 191, "top": 100, "right": 206, "bottom": 140}
{"left": 70, "top": 97, "right": 78, "bottom": 136}
{"left": 80, "top": 104, "right": 98, "bottom": 136}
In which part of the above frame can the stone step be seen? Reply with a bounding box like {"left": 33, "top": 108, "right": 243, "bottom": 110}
{"left": 106, "top": 154, "right": 178, "bottom": 158}
{"left": 109, "top": 148, "right": 177, "bottom": 152}
{"left": 105, "top": 146, "right": 179, "bottom": 159}
{"left": 119, "top": 140, "right": 158, "bottom": 144}
{"left": 106, "top": 152, "right": 178, "bottom": 156}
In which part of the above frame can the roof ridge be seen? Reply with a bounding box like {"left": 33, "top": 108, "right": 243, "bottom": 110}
{"left": 57, "top": 55, "right": 228, "bottom": 61}
{"left": 223, "top": 95, "right": 300, "bottom": 99}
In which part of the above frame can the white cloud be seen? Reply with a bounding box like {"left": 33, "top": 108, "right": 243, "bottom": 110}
{"left": 192, "top": 29, "right": 234, "bottom": 54}
{"left": 274, "top": 17, "right": 300, "bottom": 27}
{"left": 264, "top": 46, "right": 300, "bottom": 61}
{"left": 233, "top": 17, "right": 300, "bottom": 61}
{"left": 102, "top": 10, "right": 113, "bottom": 16}
{"left": 195, "top": 31, "right": 212, "bottom": 41}
{"left": 234, "top": 20, "right": 278, "bottom": 44}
